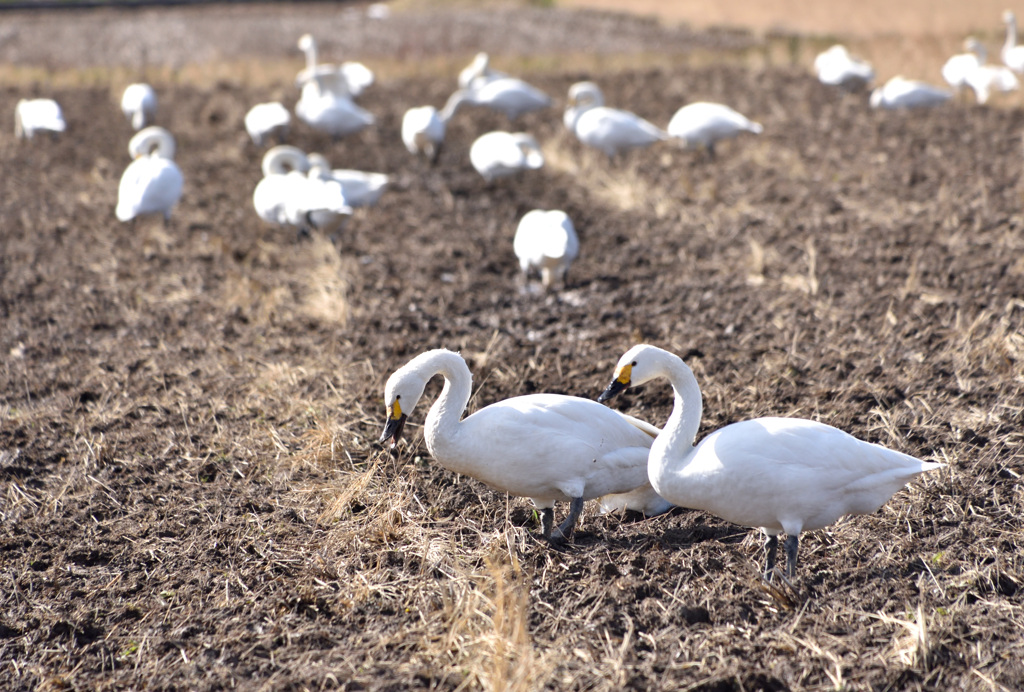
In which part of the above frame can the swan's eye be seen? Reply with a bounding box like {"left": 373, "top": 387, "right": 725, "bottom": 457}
{"left": 631, "top": 361, "right": 637, "bottom": 367}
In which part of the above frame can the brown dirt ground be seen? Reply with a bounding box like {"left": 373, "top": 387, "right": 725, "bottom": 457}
{"left": 2, "top": 3, "right": 1024, "bottom": 691}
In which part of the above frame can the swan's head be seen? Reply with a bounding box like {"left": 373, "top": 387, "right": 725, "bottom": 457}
{"left": 128, "top": 126, "right": 175, "bottom": 160}
{"left": 379, "top": 354, "right": 435, "bottom": 450}
{"left": 298, "top": 34, "right": 315, "bottom": 51}
{"left": 566, "top": 81, "right": 604, "bottom": 110}
{"left": 597, "top": 344, "right": 665, "bottom": 402}
{"left": 869, "top": 86, "right": 884, "bottom": 108}
{"left": 261, "top": 145, "right": 309, "bottom": 177}
{"left": 1004, "top": 10, "right": 1016, "bottom": 25}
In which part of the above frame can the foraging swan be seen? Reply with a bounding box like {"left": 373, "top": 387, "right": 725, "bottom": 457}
{"left": 457, "top": 52, "right": 508, "bottom": 89}
{"left": 1003, "top": 11, "right": 1024, "bottom": 73}
{"left": 402, "top": 105, "right": 447, "bottom": 162}
{"left": 15, "top": 98, "right": 66, "bottom": 139}
{"left": 563, "top": 81, "right": 668, "bottom": 158}
{"left": 513, "top": 209, "right": 579, "bottom": 291}
{"left": 379, "top": 349, "right": 671, "bottom": 543}
{"left": 306, "top": 153, "right": 388, "bottom": 208}
{"left": 244, "top": 102, "right": 291, "bottom": 146}
{"left": 469, "top": 131, "right": 545, "bottom": 181}
{"left": 295, "top": 76, "right": 375, "bottom": 138}
{"left": 598, "top": 345, "right": 944, "bottom": 578}
{"left": 667, "top": 102, "right": 763, "bottom": 158}
{"left": 442, "top": 76, "right": 552, "bottom": 122}
{"left": 120, "top": 83, "right": 157, "bottom": 130}
{"left": 943, "top": 38, "right": 1019, "bottom": 103}
{"left": 869, "top": 76, "right": 953, "bottom": 109}
{"left": 116, "top": 126, "right": 184, "bottom": 224}
{"left": 296, "top": 33, "right": 374, "bottom": 99}
{"left": 813, "top": 44, "right": 875, "bottom": 89}
{"left": 253, "top": 146, "right": 351, "bottom": 238}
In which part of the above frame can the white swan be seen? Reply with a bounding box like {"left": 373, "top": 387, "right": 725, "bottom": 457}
{"left": 15, "top": 98, "right": 66, "bottom": 139}
{"left": 442, "top": 76, "right": 553, "bottom": 121}
{"left": 469, "top": 131, "right": 545, "bottom": 182}
{"left": 306, "top": 153, "right": 388, "bottom": 208}
{"left": 116, "top": 126, "right": 184, "bottom": 224}
{"left": 402, "top": 105, "right": 447, "bottom": 162}
{"left": 295, "top": 76, "right": 375, "bottom": 138}
{"left": 457, "top": 52, "right": 508, "bottom": 89}
{"left": 513, "top": 209, "right": 579, "bottom": 291}
{"left": 253, "top": 146, "right": 352, "bottom": 238}
{"left": 244, "top": 102, "right": 291, "bottom": 146}
{"left": 379, "top": 349, "right": 671, "bottom": 543}
{"left": 598, "top": 344, "right": 944, "bottom": 578}
{"left": 1003, "top": 11, "right": 1024, "bottom": 73}
{"left": 869, "top": 76, "right": 953, "bottom": 109}
{"left": 563, "top": 81, "right": 668, "bottom": 158}
{"left": 667, "top": 102, "right": 763, "bottom": 158}
{"left": 943, "top": 38, "right": 1019, "bottom": 103}
{"left": 813, "top": 44, "right": 875, "bottom": 90}
{"left": 296, "top": 33, "right": 374, "bottom": 99}
{"left": 120, "top": 83, "right": 157, "bottom": 131}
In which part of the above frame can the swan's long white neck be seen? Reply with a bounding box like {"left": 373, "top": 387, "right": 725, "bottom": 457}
{"left": 420, "top": 351, "right": 473, "bottom": 467}
{"left": 440, "top": 90, "right": 471, "bottom": 121}
{"left": 130, "top": 129, "right": 174, "bottom": 160}
{"left": 1007, "top": 14, "right": 1018, "bottom": 52}
{"left": 302, "top": 38, "right": 318, "bottom": 71}
{"left": 645, "top": 351, "right": 704, "bottom": 494}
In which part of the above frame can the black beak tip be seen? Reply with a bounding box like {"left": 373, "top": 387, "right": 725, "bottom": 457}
{"left": 597, "top": 380, "right": 627, "bottom": 403}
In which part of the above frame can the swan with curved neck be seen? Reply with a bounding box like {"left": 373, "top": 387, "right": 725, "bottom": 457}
{"left": 563, "top": 81, "right": 668, "bottom": 158}
{"left": 402, "top": 105, "right": 448, "bottom": 162}
{"left": 117, "top": 126, "right": 183, "bottom": 224}
{"left": 469, "top": 131, "right": 545, "bottom": 182}
{"left": 121, "top": 83, "right": 157, "bottom": 131}
{"left": 296, "top": 34, "right": 374, "bottom": 98}
{"left": 442, "top": 76, "right": 552, "bottom": 122}
{"left": 1003, "top": 11, "right": 1024, "bottom": 72}
{"left": 379, "top": 349, "right": 670, "bottom": 544}
{"left": 253, "top": 146, "right": 351, "bottom": 239}
{"left": 598, "top": 344, "right": 943, "bottom": 578}
{"left": 667, "top": 102, "right": 763, "bottom": 159}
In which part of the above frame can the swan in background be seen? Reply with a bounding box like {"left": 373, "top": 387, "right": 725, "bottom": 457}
{"left": 469, "top": 131, "right": 545, "bottom": 181}
{"left": 442, "top": 76, "right": 553, "bottom": 121}
{"left": 457, "top": 52, "right": 508, "bottom": 89}
{"left": 813, "top": 44, "right": 875, "bottom": 90}
{"left": 667, "top": 102, "right": 763, "bottom": 158}
{"left": 244, "top": 102, "right": 291, "bottom": 146}
{"left": 870, "top": 76, "right": 953, "bottom": 109}
{"left": 296, "top": 33, "right": 374, "bottom": 98}
{"left": 295, "top": 74, "right": 375, "bottom": 138}
{"left": 116, "top": 126, "right": 184, "bottom": 225}
{"left": 15, "top": 98, "right": 66, "bottom": 139}
{"left": 943, "top": 38, "right": 985, "bottom": 91}
{"left": 379, "top": 349, "right": 671, "bottom": 544}
{"left": 598, "top": 344, "right": 944, "bottom": 579}
{"left": 1002, "top": 11, "right": 1024, "bottom": 73}
{"left": 563, "top": 81, "right": 668, "bottom": 158}
{"left": 402, "top": 105, "right": 447, "bottom": 162}
{"left": 306, "top": 153, "right": 388, "bottom": 208}
{"left": 513, "top": 209, "right": 579, "bottom": 291}
{"left": 943, "top": 38, "right": 1019, "bottom": 103}
{"left": 120, "top": 83, "right": 157, "bottom": 130}
{"left": 253, "top": 146, "right": 352, "bottom": 239}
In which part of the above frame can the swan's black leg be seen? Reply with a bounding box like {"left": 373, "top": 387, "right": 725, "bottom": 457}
{"left": 551, "top": 496, "right": 584, "bottom": 544}
{"left": 764, "top": 534, "right": 778, "bottom": 579}
{"left": 539, "top": 508, "right": 555, "bottom": 540}
{"left": 784, "top": 534, "right": 800, "bottom": 578}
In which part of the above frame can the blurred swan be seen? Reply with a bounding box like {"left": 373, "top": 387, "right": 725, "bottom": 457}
{"left": 813, "top": 44, "right": 875, "bottom": 90}
{"left": 563, "top": 81, "right": 668, "bottom": 158}
{"left": 513, "top": 209, "right": 579, "bottom": 291}
{"left": 296, "top": 33, "right": 374, "bottom": 98}
{"left": 667, "top": 102, "right": 763, "bottom": 158}
{"left": 379, "top": 349, "right": 671, "bottom": 544}
{"left": 943, "top": 38, "right": 1019, "bottom": 103}
{"left": 307, "top": 153, "right": 388, "bottom": 208}
{"left": 116, "top": 126, "right": 184, "bottom": 224}
{"left": 598, "top": 344, "right": 944, "bottom": 579}
{"left": 120, "top": 83, "right": 157, "bottom": 130}
{"left": 457, "top": 52, "right": 508, "bottom": 89}
{"left": 442, "top": 76, "right": 552, "bottom": 121}
{"left": 1003, "top": 11, "right": 1024, "bottom": 73}
{"left": 15, "top": 98, "right": 66, "bottom": 139}
{"left": 244, "top": 102, "right": 291, "bottom": 146}
{"left": 870, "top": 76, "right": 953, "bottom": 109}
{"left": 253, "top": 145, "right": 352, "bottom": 238}
{"left": 295, "top": 75, "right": 375, "bottom": 138}
{"left": 402, "top": 105, "right": 447, "bottom": 162}
{"left": 469, "top": 131, "right": 545, "bottom": 181}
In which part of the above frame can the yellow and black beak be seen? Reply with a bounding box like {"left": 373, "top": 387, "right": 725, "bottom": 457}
{"left": 379, "top": 400, "right": 408, "bottom": 450}
{"left": 597, "top": 363, "right": 632, "bottom": 402}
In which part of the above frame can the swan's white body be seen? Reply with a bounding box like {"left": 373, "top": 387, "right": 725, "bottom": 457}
{"left": 253, "top": 146, "right": 351, "bottom": 235}
{"left": 813, "top": 44, "right": 875, "bottom": 89}
{"left": 245, "top": 102, "right": 291, "bottom": 146}
{"left": 307, "top": 153, "right": 388, "bottom": 208}
{"left": 469, "top": 131, "right": 545, "bottom": 181}
{"left": 402, "top": 105, "right": 447, "bottom": 161}
{"left": 942, "top": 38, "right": 985, "bottom": 90}
{"left": 667, "top": 102, "right": 763, "bottom": 154}
{"left": 1003, "top": 11, "right": 1024, "bottom": 73}
{"left": 121, "top": 83, "right": 157, "bottom": 131}
{"left": 442, "top": 77, "right": 552, "bottom": 121}
{"left": 563, "top": 81, "right": 668, "bottom": 158}
{"left": 379, "top": 349, "right": 671, "bottom": 540}
{"left": 296, "top": 33, "right": 374, "bottom": 98}
{"left": 295, "top": 78, "right": 375, "bottom": 138}
{"left": 513, "top": 209, "right": 579, "bottom": 290}
{"left": 15, "top": 98, "right": 66, "bottom": 139}
{"left": 870, "top": 76, "right": 953, "bottom": 109}
{"left": 599, "top": 345, "right": 943, "bottom": 576}
{"left": 943, "top": 39, "right": 1019, "bottom": 103}
{"left": 457, "top": 52, "right": 509, "bottom": 89}
{"left": 116, "top": 127, "right": 183, "bottom": 223}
